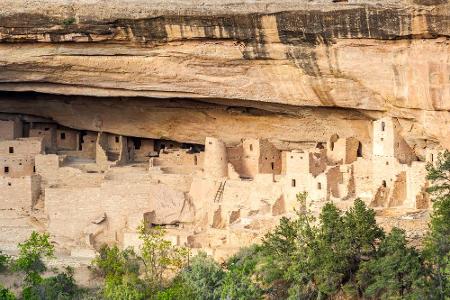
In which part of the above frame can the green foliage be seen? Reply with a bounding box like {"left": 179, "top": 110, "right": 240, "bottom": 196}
{"left": 156, "top": 277, "right": 194, "bottom": 300}
{"left": 221, "top": 246, "right": 263, "bottom": 300}
{"left": 179, "top": 252, "right": 224, "bottom": 300}
{"left": 92, "top": 245, "right": 146, "bottom": 300}
{"left": 260, "top": 194, "right": 385, "bottom": 298}
{"left": 14, "top": 231, "right": 54, "bottom": 285}
{"left": 62, "top": 17, "right": 76, "bottom": 26}
{"left": 92, "top": 225, "right": 189, "bottom": 300}
{"left": 0, "top": 284, "right": 16, "bottom": 300}
{"left": 0, "top": 251, "right": 10, "bottom": 273}
{"left": 21, "top": 267, "right": 80, "bottom": 300}
{"left": 357, "top": 228, "right": 424, "bottom": 299}
{"left": 424, "top": 150, "right": 450, "bottom": 299}
{"left": 138, "top": 224, "right": 188, "bottom": 290}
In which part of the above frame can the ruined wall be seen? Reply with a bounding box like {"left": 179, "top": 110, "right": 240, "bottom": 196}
{"left": 0, "top": 175, "right": 40, "bottom": 210}
{"left": 45, "top": 180, "right": 188, "bottom": 247}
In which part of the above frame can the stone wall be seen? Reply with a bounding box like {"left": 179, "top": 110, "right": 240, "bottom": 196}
{"left": 0, "top": 175, "right": 40, "bottom": 210}
{"left": 0, "top": 119, "right": 22, "bottom": 140}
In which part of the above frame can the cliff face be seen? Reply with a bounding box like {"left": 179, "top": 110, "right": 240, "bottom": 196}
{"left": 0, "top": 0, "right": 449, "bottom": 151}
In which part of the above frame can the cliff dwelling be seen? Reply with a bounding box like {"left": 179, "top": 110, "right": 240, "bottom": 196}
{"left": 0, "top": 0, "right": 448, "bottom": 268}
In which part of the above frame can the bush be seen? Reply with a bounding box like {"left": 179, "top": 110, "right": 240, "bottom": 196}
{"left": 14, "top": 231, "right": 54, "bottom": 285}
{"left": 179, "top": 252, "right": 224, "bottom": 300}
{"left": 0, "top": 284, "right": 16, "bottom": 300}
{"left": 221, "top": 246, "right": 263, "bottom": 300}
{"left": 92, "top": 245, "right": 146, "bottom": 300}
{"left": 22, "top": 267, "right": 80, "bottom": 300}
{"left": 0, "top": 251, "right": 10, "bottom": 273}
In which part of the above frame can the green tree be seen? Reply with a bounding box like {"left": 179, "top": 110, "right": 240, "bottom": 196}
{"left": 92, "top": 245, "right": 146, "bottom": 300}
{"left": 221, "top": 246, "right": 263, "bottom": 300}
{"left": 13, "top": 231, "right": 82, "bottom": 300}
{"left": 137, "top": 224, "right": 188, "bottom": 290}
{"left": 179, "top": 252, "right": 224, "bottom": 300}
{"left": 424, "top": 150, "right": 450, "bottom": 299}
{"left": 357, "top": 228, "right": 424, "bottom": 299}
{"left": 14, "top": 231, "right": 54, "bottom": 286}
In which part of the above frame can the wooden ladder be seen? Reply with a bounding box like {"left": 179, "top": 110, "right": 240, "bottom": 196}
{"left": 213, "top": 180, "right": 226, "bottom": 203}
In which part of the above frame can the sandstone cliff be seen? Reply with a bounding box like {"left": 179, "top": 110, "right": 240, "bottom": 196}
{"left": 0, "top": 0, "right": 448, "bottom": 153}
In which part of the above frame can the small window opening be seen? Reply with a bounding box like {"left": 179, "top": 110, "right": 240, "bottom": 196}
{"left": 291, "top": 179, "right": 296, "bottom": 187}
{"left": 317, "top": 182, "right": 322, "bottom": 190}
{"left": 194, "top": 156, "right": 198, "bottom": 166}
{"left": 386, "top": 161, "right": 389, "bottom": 165}
{"left": 249, "top": 144, "right": 253, "bottom": 151}
{"left": 208, "top": 141, "right": 213, "bottom": 145}
{"left": 381, "top": 138, "right": 384, "bottom": 141}
{"left": 9, "top": 147, "right": 14, "bottom": 154}
{"left": 271, "top": 162, "right": 274, "bottom": 170}
{"left": 4, "top": 166, "right": 9, "bottom": 174}
{"left": 7, "top": 182, "right": 11, "bottom": 186}
{"left": 44, "top": 127, "right": 50, "bottom": 131}
{"left": 60, "top": 132, "right": 66, "bottom": 140}
{"left": 382, "top": 180, "right": 387, "bottom": 187}
{"left": 115, "top": 136, "right": 120, "bottom": 143}
{"left": 33, "top": 166, "right": 36, "bottom": 173}
{"left": 357, "top": 142, "right": 363, "bottom": 157}
{"left": 430, "top": 154, "right": 434, "bottom": 162}
{"left": 381, "top": 122, "right": 385, "bottom": 131}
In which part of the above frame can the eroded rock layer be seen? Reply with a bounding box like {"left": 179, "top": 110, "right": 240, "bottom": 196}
{"left": 0, "top": 0, "right": 448, "bottom": 260}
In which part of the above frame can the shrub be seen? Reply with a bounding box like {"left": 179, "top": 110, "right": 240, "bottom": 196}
{"left": 14, "top": 231, "right": 54, "bottom": 285}
{"left": 0, "top": 284, "right": 16, "bottom": 300}
{"left": 179, "top": 252, "right": 224, "bottom": 300}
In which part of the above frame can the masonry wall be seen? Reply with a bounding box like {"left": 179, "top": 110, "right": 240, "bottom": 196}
{"left": 282, "top": 150, "right": 309, "bottom": 175}
{"left": 56, "top": 128, "right": 79, "bottom": 151}
{"left": 0, "top": 175, "right": 40, "bottom": 210}
{"left": 29, "top": 123, "right": 57, "bottom": 152}
{"left": 0, "top": 157, "right": 35, "bottom": 178}
{"left": 131, "top": 138, "right": 155, "bottom": 162}
{"left": 0, "top": 119, "right": 22, "bottom": 140}
{"left": 0, "top": 138, "right": 43, "bottom": 156}
{"left": 153, "top": 149, "right": 204, "bottom": 168}
{"left": 204, "top": 137, "right": 227, "bottom": 178}
{"left": 45, "top": 181, "right": 187, "bottom": 247}
{"left": 258, "top": 139, "right": 282, "bottom": 175}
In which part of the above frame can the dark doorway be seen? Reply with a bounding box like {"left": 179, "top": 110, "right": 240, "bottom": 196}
{"left": 357, "top": 142, "right": 363, "bottom": 157}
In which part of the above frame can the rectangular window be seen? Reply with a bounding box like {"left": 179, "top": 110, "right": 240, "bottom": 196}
{"left": 317, "top": 182, "right": 322, "bottom": 190}
{"left": 291, "top": 179, "right": 296, "bottom": 187}
{"left": 4, "top": 166, "right": 9, "bottom": 173}
{"left": 115, "top": 136, "right": 120, "bottom": 143}
{"left": 8, "top": 147, "right": 14, "bottom": 154}
{"left": 271, "top": 162, "right": 274, "bottom": 170}
{"left": 60, "top": 132, "right": 66, "bottom": 140}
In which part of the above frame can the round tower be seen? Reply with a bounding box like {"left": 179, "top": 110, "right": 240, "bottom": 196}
{"left": 204, "top": 137, "right": 228, "bottom": 178}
